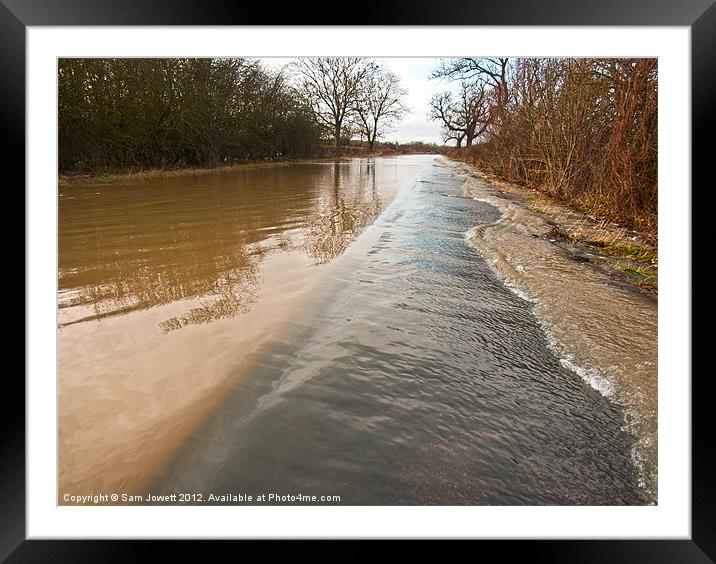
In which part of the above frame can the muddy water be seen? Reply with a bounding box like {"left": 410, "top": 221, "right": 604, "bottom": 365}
{"left": 59, "top": 156, "right": 655, "bottom": 505}
{"left": 58, "top": 157, "right": 424, "bottom": 497}
{"left": 141, "top": 158, "right": 652, "bottom": 505}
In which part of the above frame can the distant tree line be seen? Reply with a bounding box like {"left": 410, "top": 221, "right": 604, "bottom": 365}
{"left": 58, "top": 58, "right": 409, "bottom": 174}
{"left": 430, "top": 58, "right": 658, "bottom": 234}
{"left": 59, "top": 58, "right": 325, "bottom": 172}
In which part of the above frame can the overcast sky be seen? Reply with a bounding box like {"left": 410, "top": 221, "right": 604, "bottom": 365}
{"left": 262, "top": 57, "right": 446, "bottom": 146}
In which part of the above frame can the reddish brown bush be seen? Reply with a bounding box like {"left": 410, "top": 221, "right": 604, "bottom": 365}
{"left": 448, "top": 58, "right": 658, "bottom": 236}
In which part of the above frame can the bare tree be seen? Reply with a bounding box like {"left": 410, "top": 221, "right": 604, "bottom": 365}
{"left": 437, "top": 57, "right": 658, "bottom": 233}
{"left": 429, "top": 82, "right": 491, "bottom": 147}
{"left": 292, "top": 57, "right": 376, "bottom": 149}
{"left": 429, "top": 91, "right": 463, "bottom": 146}
{"left": 353, "top": 66, "right": 408, "bottom": 152}
{"left": 443, "top": 130, "right": 466, "bottom": 148}
{"left": 431, "top": 57, "right": 510, "bottom": 110}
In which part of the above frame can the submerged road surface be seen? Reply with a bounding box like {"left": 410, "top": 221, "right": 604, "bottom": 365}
{"left": 146, "top": 158, "right": 648, "bottom": 505}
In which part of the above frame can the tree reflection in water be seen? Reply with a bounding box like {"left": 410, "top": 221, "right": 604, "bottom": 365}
{"left": 305, "top": 160, "right": 381, "bottom": 265}
{"left": 59, "top": 159, "right": 394, "bottom": 332}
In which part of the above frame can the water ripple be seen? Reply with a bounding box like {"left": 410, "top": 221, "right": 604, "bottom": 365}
{"left": 149, "top": 157, "right": 646, "bottom": 505}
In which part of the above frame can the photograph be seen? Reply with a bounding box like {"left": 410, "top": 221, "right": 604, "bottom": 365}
{"left": 56, "top": 55, "right": 659, "bottom": 507}
{"left": 9, "top": 6, "right": 708, "bottom": 556}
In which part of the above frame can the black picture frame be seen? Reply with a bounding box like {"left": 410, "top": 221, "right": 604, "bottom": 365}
{"left": 6, "top": 0, "right": 712, "bottom": 559}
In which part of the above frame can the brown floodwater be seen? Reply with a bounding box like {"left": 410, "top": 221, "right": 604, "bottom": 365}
{"left": 59, "top": 160, "right": 407, "bottom": 328}
{"left": 58, "top": 157, "right": 427, "bottom": 498}
{"left": 58, "top": 155, "right": 655, "bottom": 506}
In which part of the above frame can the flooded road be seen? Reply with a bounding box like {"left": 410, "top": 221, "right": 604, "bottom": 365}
{"left": 59, "top": 155, "right": 655, "bottom": 505}
{"left": 58, "top": 157, "right": 423, "bottom": 497}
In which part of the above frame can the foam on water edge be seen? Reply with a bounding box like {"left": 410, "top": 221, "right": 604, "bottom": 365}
{"left": 463, "top": 189, "right": 656, "bottom": 505}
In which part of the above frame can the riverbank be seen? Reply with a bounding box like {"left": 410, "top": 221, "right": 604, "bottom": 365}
{"left": 58, "top": 149, "right": 437, "bottom": 186}
{"left": 59, "top": 158, "right": 345, "bottom": 186}
{"left": 449, "top": 159, "right": 658, "bottom": 293}
{"left": 449, "top": 159, "right": 658, "bottom": 503}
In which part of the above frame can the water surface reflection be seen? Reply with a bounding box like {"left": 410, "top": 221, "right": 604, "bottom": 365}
{"left": 58, "top": 156, "right": 430, "bottom": 497}
{"left": 59, "top": 158, "right": 412, "bottom": 330}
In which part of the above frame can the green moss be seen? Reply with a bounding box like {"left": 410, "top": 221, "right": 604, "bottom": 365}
{"left": 614, "top": 261, "right": 658, "bottom": 288}
{"left": 585, "top": 241, "right": 657, "bottom": 265}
